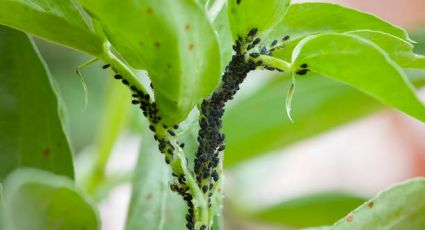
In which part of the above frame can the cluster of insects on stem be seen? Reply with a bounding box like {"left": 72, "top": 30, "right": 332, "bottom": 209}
{"left": 99, "top": 25, "right": 307, "bottom": 229}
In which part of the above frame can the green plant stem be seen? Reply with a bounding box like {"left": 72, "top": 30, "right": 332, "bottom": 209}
{"left": 100, "top": 44, "right": 210, "bottom": 229}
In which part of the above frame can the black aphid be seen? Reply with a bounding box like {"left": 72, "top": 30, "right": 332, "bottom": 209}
{"left": 301, "top": 63, "right": 308, "bottom": 68}
{"left": 122, "top": 79, "right": 129, "bottom": 85}
{"left": 249, "top": 52, "right": 260, "bottom": 58}
{"left": 168, "top": 130, "right": 176, "bottom": 136}
{"left": 114, "top": 74, "right": 122, "bottom": 80}
{"left": 248, "top": 27, "right": 257, "bottom": 37}
{"left": 149, "top": 125, "right": 155, "bottom": 131}
{"left": 102, "top": 64, "right": 110, "bottom": 69}
{"left": 131, "top": 100, "right": 140, "bottom": 105}
{"left": 283, "top": 35, "right": 290, "bottom": 41}
{"left": 296, "top": 69, "right": 310, "bottom": 75}
{"left": 271, "top": 40, "right": 278, "bottom": 46}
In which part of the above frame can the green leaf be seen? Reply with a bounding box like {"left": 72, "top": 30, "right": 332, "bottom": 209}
{"left": 125, "top": 131, "right": 186, "bottom": 230}
{"left": 2, "top": 168, "right": 99, "bottom": 230}
{"left": 228, "top": 0, "right": 290, "bottom": 40}
{"left": 250, "top": 192, "right": 366, "bottom": 228}
{"left": 346, "top": 30, "right": 425, "bottom": 69}
{"left": 79, "top": 0, "right": 222, "bottom": 125}
{"left": 0, "top": 26, "right": 74, "bottom": 180}
{"left": 213, "top": 2, "right": 233, "bottom": 70}
{"left": 271, "top": 2, "right": 412, "bottom": 62}
{"left": 329, "top": 178, "right": 425, "bottom": 230}
{"left": 0, "top": 0, "right": 104, "bottom": 56}
{"left": 292, "top": 33, "right": 425, "bottom": 122}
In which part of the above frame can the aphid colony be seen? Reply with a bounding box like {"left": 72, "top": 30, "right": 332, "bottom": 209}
{"left": 102, "top": 26, "right": 299, "bottom": 230}
{"left": 102, "top": 63, "right": 197, "bottom": 229}
{"left": 194, "top": 28, "right": 291, "bottom": 209}
{"left": 245, "top": 29, "right": 290, "bottom": 72}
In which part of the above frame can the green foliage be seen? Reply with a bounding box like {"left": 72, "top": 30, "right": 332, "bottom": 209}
{"left": 78, "top": 0, "right": 222, "bottom": 125}
{"left": 292, "top": 33, "right": 425, "bottom": 122}
{"left": 346, "top": 30, "right": 425, "bottom": 68}
{"left": 250, "top": 192, "right": 366, "bottom": 228}
{"left": 125, "top": 131, "right": 186, "bottom": 230}
{"left": 0, "top": 26, "right": 74, "bottom": 180}
{"left": 271, "top": 2, "right": 412, "bottom": 62}
{"left": 0, "top": 1, "right": 425, "bottom": 230}
{"left": 1, "top": 168, "right": 99, "bottom": 230}
{"left": 0, "top": 0, "right": 104, "bottom": 55}
{"left": 328, "top": 178, "right": 425, "bottom": 230}
{"left": 228, "top": 0, "right": 290, "bottom": 39}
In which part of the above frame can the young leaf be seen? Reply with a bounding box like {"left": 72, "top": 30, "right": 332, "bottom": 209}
{"left": 228, "top": 0, "right": 290, "bottom": 40}
{"left": 271, "top": 2, "right": 412, "bottom": 62}
{"left": 346, "top": 30, "right": 425, "bottom": 69}
{"left": 125, "top": 132, "right": 186, "bottom": 230}
{"left": 292, "top": 33, "right": 425, "bottom": 122}
{"left": 0, "top": 26, "right": 74, "bottom": 180}
{"left": 79, "top": 0, "right": 222, "bottom": 125}
{"left": 250, "top": 192, "right": 366, "bottom": 228}
{"left": 0, "top": 0, "right": 104, "bottom": 56}
{"left": 329, "top": 178, "right": 425, "bottom": 230}
{"left": 2, "top": 168, "right": 99, "bottom": 230}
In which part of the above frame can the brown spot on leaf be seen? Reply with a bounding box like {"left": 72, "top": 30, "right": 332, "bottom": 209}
{"left": 188, "top": 43, "right": 195, "bottom": 51}
{"left": 368, "top": 201, "right": 375, "bottom": 208}
{"left": 145, "top": 193, "right": 153, "bottom": 201}
{"left": 42, "top": 148, "right": 50, "bottom": 157}
{"left": 155, "top": 42, "right": 160, "bottom": 48}
{"left": 346, "top": 215, "right": 353, "bottom": 223}
{"left": 185, "top": 24, "right": 191, "bottom": 31}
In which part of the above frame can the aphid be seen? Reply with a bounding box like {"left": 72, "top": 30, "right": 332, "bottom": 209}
{"left": 179, "top": 143, "right": 185, "bottom": 148}
{"left": 149, "top": 125, "right": 155, "bottom": 132}
{"left": 167, "top": 149, "right": 173, "bottom": 155}
{"left": 150, "top": 83, "right": 154, "bottom": 89}
{"left": 260, "top": 47, "right": 267, "bottom": 54}
{"left": 122, "top": 79, "right": 129, "bottom": 85}
{"left": 296, "top": 69, "right": 310, "bottom": 75}
{"left": 212, "top": 171, "right": 219, "bottom": 182}
{"left": 168, "top": 130, "right": 176, "bottom": 136}
{"left": 249, "top": 52, "right": 260, "bottom": 58}
{"left": 301, "top": 63, "right": 308, "bottom": 68}
{"left": 248, "top": 27, "right": 257, "bottom": 37}
{"left": 165, "top": 158, "right": 170, "bottom": 164}
{"left": 114, "top": 74, "right": 122, "bottom": 80}
{"left": 265, "top": 66, "right": 276, "bottom": 71}
{"left": 202, "top": 185, "right": 208, "bottom": 193}
{"left": 200, "top": 225, "right": 206, "bottom": 230}
{"left": 252, "top": 38, "right": 261, "bottom": 46}
{"left": 271, "top": 40, "right": 278, "bottom": 46}
{"left": 102, "top": 64, "right": 110, "bottom": 69}
{"left": 132, "top": 93, "right": 138, "bottom": 97}
{"left": 144, "top": 94, "right": 150, "bottom": 100}
{"left": 173, "top": 124, "right": 179, "bottom": 129}
{"left": 283, "top": 35, "right": 290, "bottom": 41}
{"left": 131, "top": 100, "right": 140, "bottom": 105}
{"left": 163, "top": 124, "right": 168, "bottom": 129}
